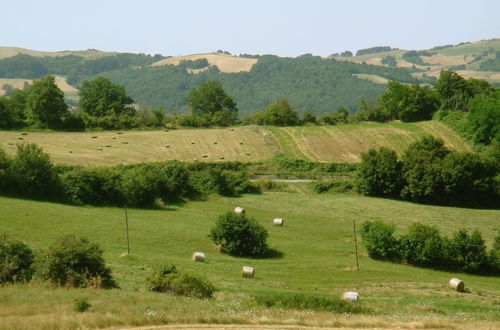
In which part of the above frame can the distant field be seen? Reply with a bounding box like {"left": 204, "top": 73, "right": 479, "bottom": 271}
{"left": 0, "top": 121, "right": 472, "bottom": 166}
{"left": 0, "top": 190, "right": 498, "bottom": 329}
{"left": 0, "top": 76, "right": 78, "bottom": 96}
{"left": 151, "top": 53, "right": 257, "bottom": 73}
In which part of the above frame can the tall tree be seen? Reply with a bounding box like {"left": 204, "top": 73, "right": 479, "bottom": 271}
{"left": 186, "top": 80, "right": 238, "bottom": 126}
{"left": 25, "top": 75, "right": 67, "bottom": 127}
{"left": 79, "top": 76, "right": 134, "bottom": 117}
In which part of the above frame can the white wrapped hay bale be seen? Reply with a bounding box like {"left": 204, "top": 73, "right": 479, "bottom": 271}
{"left": 192, "top": 252, "right": 205, "bottom": 262}
{"left": 234, "top": 206, "right": 245, "bottom": 215}
{"left": 241, "top": 266, "right": 254, "bottom": 278}
{"left": 341, "top": 291, "right": 359, "bottom": 301}
{"left": 449, "top": 278, "right": 465, "bottom": 292}
{"left": 273, "top": 218, "right": 284, "bottom": 226}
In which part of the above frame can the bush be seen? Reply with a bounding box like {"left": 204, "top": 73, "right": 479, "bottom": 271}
{"left": 35, "top": 235, "right": 115, "bottom": 288}
{"left": 0, "top": 233, "right": 35, "bottom": 283}
{"left": 254, "top": 293, "right": 364, "bottom": 313}
{"left": 210, "top": 211, "right": 268, "bottom": 256}
{"left": 146, "top": 264, "right": 215, "bottom": 299}
{"left": 73, "top": 298, "right": 91, "bottom": 312}
{"left": 360, "top": 221, "right": 399, "bottom": 259}
{"left": 399, "top": 223, "right": 447, "bottom": 266}
{"left": 312, "top": 179, "right": 354, "bottom": 194}
{"left": 356, "top": 147, "right": 402, "bottom": 197}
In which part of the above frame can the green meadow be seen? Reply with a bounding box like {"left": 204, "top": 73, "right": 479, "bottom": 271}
{"left": 1, "top": 188, "right": 498, "bottom": 329}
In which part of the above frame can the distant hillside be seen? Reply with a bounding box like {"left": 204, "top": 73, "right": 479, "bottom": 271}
{"left": 335, "top": 39, "right": 500, "bottom": 86}
{"left": 0, "top": 121, "right": 471, "bottom": 166}
{"left": 0, "top": 39, "right": 498, "bottom": 116}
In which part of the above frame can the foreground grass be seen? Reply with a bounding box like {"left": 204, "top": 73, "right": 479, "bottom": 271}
{"left": 0, "top": 121, "right": 471, "bottom": 165}
{"left": 0, "top": 191, "right": 498, "bottom": 329}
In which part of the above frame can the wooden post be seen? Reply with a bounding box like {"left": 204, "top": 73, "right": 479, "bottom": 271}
{"left": 125, "top": 205, "right": 130, "bottom": 255}
{"left": 353, "top": 219, "right": 359, "bottom": 271}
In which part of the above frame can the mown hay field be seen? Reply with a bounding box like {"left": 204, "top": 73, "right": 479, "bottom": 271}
{"left": 0, "top": 121, "right": 472, "bottom": 166}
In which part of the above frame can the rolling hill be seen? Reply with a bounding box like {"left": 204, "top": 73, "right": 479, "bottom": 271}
{"left": 0, "top": 121, "right": 471, "bottom": 166}
{"left": 0, "top": 39, "right": 498, "bottom": 116}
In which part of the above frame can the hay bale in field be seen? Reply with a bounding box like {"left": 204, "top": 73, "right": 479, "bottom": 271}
{"left": 341, "top": 291, "right": 359, "bottom": 301}
{"left": 246, "top": 152, "right": 251, "bottom": 155}
{"left": 191, "top": 141, "right": 195, "bottom": 144}
{"left": 122, "top": 141, "right": 128, "bottom": 144}
{"left": 234, "top": 207, "right": 245, "bottom": 215}
{"left": 105, "top": 145, "right": 112, "bottom": 148}
{"left": 91, "top": 136, "right": 98, "bottom": 138}
{"left": 192, "top": 252, "right": 205, "bottom": 262}
{"left": 69, "top": 151, "right": 73, "bottom": 153}
{"left": 21, "top": 132, "right": 27, "bottom": 135}
{"left": 242, "top": 266, "right": 254, "bottom": 278}
{"left": 18, "top": 137, "right": 23, "bottom": 140}
{"left": 219, "top": 156, "right": 224, "bottom": 160}
{"left": 449, "top": 278, "right": 464, "bottom": 292}
{"left": 202, "top": 154, "right": 208, "bottom": 158}
{"left": 117, "top": 132, "right": 123, "bottom": 134}
{"left": 96, "top": 148, "right": 103, "bottom": 151}
{"left": 213, "top": 142, "right": 218, "bottom": 145}
{"left": 273, "top": 218, "right": 284, "bottom": 226}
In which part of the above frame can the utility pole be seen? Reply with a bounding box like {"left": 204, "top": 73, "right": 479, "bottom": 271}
{"left": 353, "top": 219, "right": 359, "bottom": 271}
{"left": 125, "top": 205, "right": 130, "bottom": 255}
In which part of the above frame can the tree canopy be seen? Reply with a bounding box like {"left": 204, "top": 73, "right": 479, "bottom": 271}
{"left": 25, "top": 75, "right": 67, "bottom": 127}
{"left": 79, "top": 76, "right": 134, "bottom": 117}
{"left": 186, "top": 80, "right": 238, "bottom": 126}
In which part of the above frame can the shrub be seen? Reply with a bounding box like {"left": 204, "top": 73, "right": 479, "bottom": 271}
{"left": 356, "top": 147, "right": 402, "bottom": 197}
{"left": 360, "top": 221, "right": 399, "bottom": 259}
{"left": 146, "top": 264, "right": 215, "bottom": 299}
{"left": 312, "top": 179, "right": 354, "bottom": 194}
{"left": 399, "top": 223, "right": 447, "bottom": 266}
{"left": 73, "top": 298, "right": 91, "bottom": 312}
{"left": 35, "top": 235, "right": 115, "bottom": 288}
{"left": 0, "top": 233, "right": 35, "bottom": 283}
{"left": 210, "top": 211, "right": 268, "bottom": 256}
{"left": 254, "top": 293, "right": 363, "bottom": 313}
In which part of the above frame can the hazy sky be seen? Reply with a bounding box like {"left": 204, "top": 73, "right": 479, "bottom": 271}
{"left": 2, "top": 0, "right": 499, "bottom": 57}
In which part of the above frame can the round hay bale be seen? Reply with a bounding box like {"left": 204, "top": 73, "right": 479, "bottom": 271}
{"left": 239, "top": 142, "right": 244, "bottom": 145}
{"left": 21, "top": 132, "right": 27, "bottom": 136}
{"left": 192, "top": 252, "right": 205, "bottom": 262}
{"left": 242, "top": 266, "right": 254, "bottom": 278}
{"left": 449, "top": 278, "right": 464, "bottom": 292}
{"left": 273, "top": 218, "right": 284, "bottom": 226}
{"left": 202, "top": 154, "right": 208, "bottom": 158}
{"left": 234, "top": 207, "right": 245, "bottom": 215}
{"left": 191, "top": 141, "right": 195, "bottom": 144}
{"left": 122, "top": 142, "right": 128, "bottom": 144}
{"left": 117, "top": 132, "right": 123, "bottom": 135}
{"left": 91, "top": 136, "right": 98, "bottom": 138}
{"left": 69, "top": 151, "right": 73, "bottom": 153}
{"left": 246, "top": 152, "right": 251, "bottom": 155}
{"left": 219, "top": 156, "right": 224, "bottom": 160}
{"left": 341, "top": 291, "right": 359, "bottom": 301}
{"left": 213, "top": 142, "right": 218, "bottom": 145}
{"left": 18, "top": 137, "right": 24, "bottom": 140}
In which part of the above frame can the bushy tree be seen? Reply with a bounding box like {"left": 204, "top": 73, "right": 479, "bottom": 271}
{"left": 466, "top": 92, "right": 500, "bottom": 145}
{"left": 210, "top": 211, "right": 268, "bottom": 256}
{"left": 434, "top": 71, "right": 470, "bottom": 111}
{"left": 8, "top": 143, "right": 60, "bottom": 199}
{"left": 448, "top": 229, "right": 488, "bottom": 272}
{"left": 356, "top": 147, "right": 403, "bottom": 197}
{"left": 35, "top": 235, "right": 115, "bottom": 288}
{"left": 186, "top": 80, "right": 238, "bottom": 126}
{"left": 79, "top": 76, "right": 134, "bottom": 117}
{"left": 377, "top": 81, "right": 440, "bottom": 122}
{"left": 0, "top": 233, "right": 35, "bottom": 283}
{"left": 25, "top": 75, "right": 68, "bottom": 127}
{"left": 360, "top": 221, "right": 399, "bottom": 259}
{"left": 399, "top": 223, "right": 447, "bottom": 266}
{"left": 401, "top": 136, "right": 449, "bottom": 203}
{"left": 255, "top": 99, "right": 300, "bottom": 126}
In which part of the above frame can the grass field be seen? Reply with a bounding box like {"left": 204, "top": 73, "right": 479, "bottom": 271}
{"left": 0, "top": 121, "right": 472, "bottom": 166}
{"left": 151, "top": 53, "right": 257, "bottom": 73}
{"left": 0, "top": 189, "right": 498, "bottom": 329}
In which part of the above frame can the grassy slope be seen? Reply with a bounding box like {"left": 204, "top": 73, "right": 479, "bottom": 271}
{"left": 0, "top": 121, "right": 472, "bottom": 166}
{"left": 0, "top": 191, "right": 498, "bottom": 329}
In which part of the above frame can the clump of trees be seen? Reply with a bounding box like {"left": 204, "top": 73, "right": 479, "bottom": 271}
{"left": 356, "top": 136, "right": 499, "bottom": 207}
{"left": 0, "top": 232, "right": 115, "bottom": 288}
{"left": 0, "top": 143, "right": 256, "bottom": 208}
{"left": 361, "top": 221, "right": 499, "bottom": 274}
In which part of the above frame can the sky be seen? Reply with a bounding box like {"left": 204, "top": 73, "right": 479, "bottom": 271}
{"left": 2, "top": 0, "right": 499, "bottom": 57}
